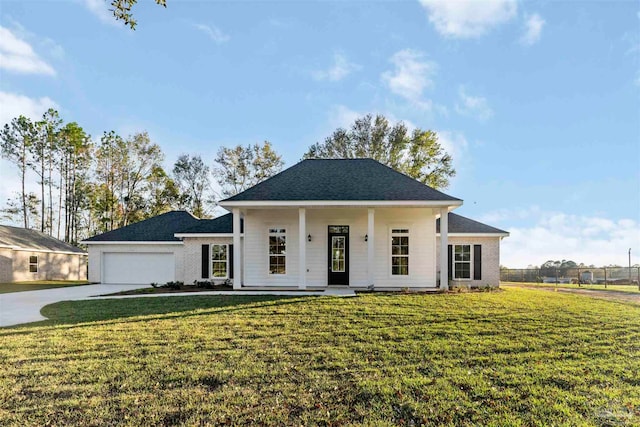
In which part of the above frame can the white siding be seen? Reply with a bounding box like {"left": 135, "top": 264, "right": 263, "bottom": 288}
{"left": 242, "top": 207, "right": 438, "bottom": 288}
{"left": 244, "top": 209, "right": 300, "bottom": 287}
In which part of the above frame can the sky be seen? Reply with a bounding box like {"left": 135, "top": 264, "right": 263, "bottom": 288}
{"left": 0, "top": 0, "right": 639, "bottom": 268}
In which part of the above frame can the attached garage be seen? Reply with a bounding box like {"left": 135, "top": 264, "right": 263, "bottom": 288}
{"left": 102, "top": 252, "right": 175, "bottom": 284}
{"left": 81, "top": 211, "right": 201, "bottom": 284}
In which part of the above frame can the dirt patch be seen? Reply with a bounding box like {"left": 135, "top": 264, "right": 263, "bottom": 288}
{"left": 503, "top": 284, "right": 640, "bottom": 305}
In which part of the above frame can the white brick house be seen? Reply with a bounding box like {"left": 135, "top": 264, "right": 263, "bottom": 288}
{"left": 84, "top": 159, "right": 508, "bottom": 289}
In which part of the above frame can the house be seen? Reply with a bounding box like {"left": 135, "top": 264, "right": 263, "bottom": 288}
{"left": 83, "top": 159, "right": 509, "bottom": 290}
{"left": 0, "top": 225, "right": 88, "bottom": 283}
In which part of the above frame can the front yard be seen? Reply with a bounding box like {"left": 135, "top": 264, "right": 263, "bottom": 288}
{"left": 501, "top": 281, "right": 640, "bottom": 294}
{"left": 1, "top": 288, "right": 638, "bottom": 426}
{"left": 0, "top": 280, "right": 90, "bottom": 294}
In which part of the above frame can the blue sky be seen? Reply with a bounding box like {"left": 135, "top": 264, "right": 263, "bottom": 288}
{"left": 1, "top": 0, "right": 638, "bottom": 267}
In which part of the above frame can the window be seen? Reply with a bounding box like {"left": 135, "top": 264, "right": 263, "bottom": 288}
{"left": 29, "top": 255, "right": 38, "bottom": 273}
{"left": 211, "top": 244, "right": 228, "bottom": 278}
{"left": 268, "top": 228, "right": 286, "bottom": 274}
{"left": 331, "top": 236, "right": 346, "bottom": 272}
{"left": 454, "top": 245, "right": 471, "bottom": 279}
{"left": 391, "top": 229, "right": 409, "bottom": 276}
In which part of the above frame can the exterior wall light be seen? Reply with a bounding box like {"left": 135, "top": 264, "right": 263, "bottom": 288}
{"left": 307, "top": 234, "right": 312, "bottom": 242}
{"left": 365, "top": 234, "right": 368, "bottom": 242}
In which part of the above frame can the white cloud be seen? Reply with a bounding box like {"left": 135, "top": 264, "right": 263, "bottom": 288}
{"left": 419, "top": 0, "right": 517, "bottom": 38}
{"left": 42, "top": 38, "right": 65, "bottom": 60}
{"left": 483, "top": 208, "right": 640, "bottom": 268}
{"left": 455, "top": 86, "right": 493, "bottom": 121}
{"left": 0, "top": 26, "right": 55, "bottom": 75}
{"left": 328, "top": 105, "right": 363, "bottom": 129}
{"left": 82, "top": 0, "right": 119, "bottom": 26}
{"left": 0, "top": 91, "right": 58, "bottom": 126}
{"left": 381, "top": 49, "right": 436, "bottom": 109}
{"left": 313, "top": 52, "right": 360, "bottom": 82}
{"left": 194, "top": 24, "right": 230, "bottom": 44}
{"left": 520, "top": 13, "right": 545, "bottom": 46}
{"left": 436, "top": 130, "right": 468, "bottom": 162}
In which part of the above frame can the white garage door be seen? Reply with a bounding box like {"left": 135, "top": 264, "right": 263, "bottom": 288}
{"left": 103, "top": 252, "right": 175, "bottom": 284}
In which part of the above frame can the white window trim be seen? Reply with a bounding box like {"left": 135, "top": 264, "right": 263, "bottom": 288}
{"left": 211, "top": 243, "right": 229, "bottom": 280}
{"left": 29, "top": 255, "right": 38, "bottom": 273}
{"left": 389, "top": 227, "right": 410, "bottom": 277}
{"left": 453, "top": 244, "right": 473, "bottom": 281}
{"left": 268, "top": 228, "right": 287, "bottom": 275}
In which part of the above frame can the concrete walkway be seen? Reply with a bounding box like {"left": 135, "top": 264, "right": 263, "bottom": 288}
{"left": 0, "top": 284, "right": 150, "bottom": 327}
{"left": 0, "top": 285, "right": 357, "bottom": 327}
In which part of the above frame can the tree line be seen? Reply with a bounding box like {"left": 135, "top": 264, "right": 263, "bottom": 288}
{"left": 1, "top": 112, "right": 454, "bottom": 245}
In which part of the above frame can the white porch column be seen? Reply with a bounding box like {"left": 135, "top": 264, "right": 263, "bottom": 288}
{"left": 233, "top": 208, "right": 242, "bottom": 290}
{"left": 367, "top": 208, "right": 375, "bottom": 286}
{"left": 298, "top": 207, "right": 307, "bottom": 289}
{"left": 440, "top": 207, "right": 449, "bottom": 291}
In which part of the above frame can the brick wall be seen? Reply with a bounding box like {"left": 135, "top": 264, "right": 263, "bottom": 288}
{"left": 436, "top": 236, "right": 502, "bottom": 287}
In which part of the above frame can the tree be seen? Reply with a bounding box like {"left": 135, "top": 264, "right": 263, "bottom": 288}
{"left": 119, "top": 132, "right": 165, "bottom": 226}
{"left": 540, "top": 260, "right": 579, "bottom": 277}
{"left": 1, "top": 192, "right": 39, "bottom": 228}
{"left": 94, "top": 131, "right": 125, "bottom": 232}
{"left": 94, "top": 131, "right": 166, "bottom": 230}
{"left": 0, "top": 116, "right": 37, "bottom": 228}
{"left": 146, "top": 165, "right": 180, "bottom": 218}
{"left": 109, "top": 0, "right": 167, "bottom": 29}
{"left": 172, "top": 154, "right": 211, "bottom": 218}
{"left": 304, "top": 114, "right": 455, "bottom": 189}
{"left": 38, "top": 109, "right": 63, "bottom": 236}
{"left": 58, "top": 123, "right": 93, "bottom": 243}
{"left": 213, "top": 142, "right": 284, "bottom": 198}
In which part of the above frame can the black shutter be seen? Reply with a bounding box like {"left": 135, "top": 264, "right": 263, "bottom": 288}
{"left": 201, "top": 244, "right": 209, "bottom": 279}
{"left": 473, "top": 245, "right": 482, "bottom": 280}
{"left": 447, "top": 244, "right": 453, "bottom": 280}
{"left": 229, "top": 244, "right": 234, "bottom": 279}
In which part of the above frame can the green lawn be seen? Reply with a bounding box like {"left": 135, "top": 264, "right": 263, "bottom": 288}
{"left": 0, "top": 280, "right": 90, "bottom": 294}
{"left": 1, "top": 288, "right": 638, "bottom": 426}
{"left": 502, "top": 281, "right": 640, "bottom": 294}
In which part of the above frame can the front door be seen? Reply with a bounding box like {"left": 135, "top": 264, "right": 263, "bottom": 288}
{"left": 328, "top": 225, "right": 349, "bottom": 286}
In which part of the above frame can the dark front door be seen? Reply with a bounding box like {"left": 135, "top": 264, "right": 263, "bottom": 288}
{"left": 328, "top": 225, "right": 349, "bottom": 286}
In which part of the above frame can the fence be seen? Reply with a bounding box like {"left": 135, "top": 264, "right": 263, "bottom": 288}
{"left": 500, "top": 267, "right": 640, "bottom": 288}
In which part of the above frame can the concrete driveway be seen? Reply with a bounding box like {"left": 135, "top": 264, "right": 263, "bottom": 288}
{"left": 0, "top": 284, "right": 148, "bottom": 327}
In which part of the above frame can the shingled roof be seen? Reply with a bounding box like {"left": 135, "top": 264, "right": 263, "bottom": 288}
{"left": 83, "top": 211, "right": 200, "bottom": 242}
{"left": 222, "top": 159, "right": 461, "bottom": 202}
{"left": 437, "top": 213, "right": 509, "bottom": 235}
{"left": 0, "top": 225, "right": 86, "bottom": 253}
{"left": 176, "top": 213, "right": 243, "bottom": 234}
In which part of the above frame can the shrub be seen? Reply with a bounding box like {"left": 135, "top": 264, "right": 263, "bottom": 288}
{"left": 164, "top": 281, "right": 183, "bottom": 290}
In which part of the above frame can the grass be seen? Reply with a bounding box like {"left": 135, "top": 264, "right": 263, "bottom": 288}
{"left": 1, "top": 288, "right": 639, "bottom": 426}
{"left": 502, "top": 281, "right": 640, "bottom": 294}
{"left": 0, "top": 280, "right": 90, "bottom": 294}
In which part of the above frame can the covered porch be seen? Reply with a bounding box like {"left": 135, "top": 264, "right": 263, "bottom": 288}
{"left": 225, "top": 204, "right": 456, "bottom": 291}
